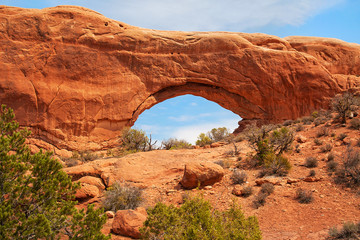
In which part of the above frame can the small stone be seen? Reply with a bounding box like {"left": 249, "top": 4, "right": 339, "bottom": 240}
{"left": 106, "top": 211, "right": 115, "bottom": 218}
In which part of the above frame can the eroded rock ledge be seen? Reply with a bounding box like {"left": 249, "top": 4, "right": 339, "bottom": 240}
{"left": 0, "top": 5, "right": 359, "bottom": 150}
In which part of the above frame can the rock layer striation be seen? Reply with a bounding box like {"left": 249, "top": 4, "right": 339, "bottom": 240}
{"left": 0, "top": 6, "right": 359, "bottom": 150}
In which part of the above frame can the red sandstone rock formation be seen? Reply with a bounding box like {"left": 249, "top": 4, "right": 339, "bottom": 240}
{"left": 0, "top": 5, "right": 359, "bottom": 150}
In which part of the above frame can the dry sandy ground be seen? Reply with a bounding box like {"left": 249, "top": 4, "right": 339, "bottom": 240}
{"left": 65, "top": 119, "right": 360, "bottom": 240}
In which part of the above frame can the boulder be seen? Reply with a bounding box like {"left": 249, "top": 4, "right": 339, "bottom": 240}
{"left": 180, "top": 162, "right": 224, "bottom": 189}
{"left": 75, "top": 183, "right": 99, "bottom": 200}
{"left": 112, "top": 207, "right": 148, "bottom": 239}
{"left": 77, "top": 176, "right": 106, "bottom": 190}
{"left": 296, "top": 135, "right": 307, "bottom": 143}
{"left": 232, "top": 184, "right": 243, "bottom": 196}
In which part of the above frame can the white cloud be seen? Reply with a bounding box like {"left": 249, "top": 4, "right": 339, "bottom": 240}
{"left": 171, "top": 118, "right": 240, "bottom": 144}
{"left": 48, "top": 0, "right": 343, "bottom": 31}
{"left": 190, "top": 102, "right": 198, "bottom": 107}
{"left": 168, "top": 113, "right": 212, "bottom": 122}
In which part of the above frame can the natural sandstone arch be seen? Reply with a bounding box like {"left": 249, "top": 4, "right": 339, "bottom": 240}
{"left": 0, "top": 5, "right": 359, "bottom": 150}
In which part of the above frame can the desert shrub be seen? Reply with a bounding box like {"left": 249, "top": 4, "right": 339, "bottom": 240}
{"left": 295, "top": 188, "right": 314, "bottom": 204}
{"left": 334, "top": 147, "right": 360, "bottom": 188}
{"left": 328, "top": 152, "right": 336, "bottom": 161}
{"left": 269, "top": 127, "right": 295, "bottom": 155}
{"left": 317, "top": 127, "right": 330, "bottom": 137}
{"left": 260, "top": 152, "right": 292, "bottom": 176}
{"left": 295, "top": 144, "right": 301, "bottom": 153}
{"left": 314, "top": 117, "right": 328, "bottom": 126}
{"left": 350, "top": 118, "right": 360, "bottom": 130}
{"left": 327, "top": 221, "right": 360, "bottom": 240}
{"left": 65, "top": 158, "right": 81, "bottom": 167}
{"left": 231, "top": 170, "right": 248, "bottom": 184}
{"left": 121, "top": 127, "right": 148, "bottom": 151}
{"left": 338, "top": 133, "right": 348, "bottom": 141}
{"left": 314, "top": 138, "right": 324, "bottom": 146}
{"left": 321, "top": 143, "right": 333, "bottom": 153}
{"left": 331, "top": 92, "right": 359, "bottom": 124}
{"left": 245, "top": 125, "right": 293, "bottom": 167}
{"left": 252, "top": 192, "right": 268, "bottom": 209}
{"left": 327, "top": 160, "right": 338, "bottom": 172}
{"left": 356, "top": 138, "right": 360, "bottom": 147}
{"left": 295, "top": 123, "right": 304, "bottom": 132}
{"left": 309, "top": 169, "right": 316, "bottom": 177}
{"left": 80, "top": 151, "right": 98, "bottom": 162}
{"left": 215, "top": 159, "right": 233, "bottom": 169}
{"left": 102, "top": 182, "right": 143, "bottom": 212}
{"left": 301, "top": 116, "right": 314, "bottom": 125}
{"left": 196, "top": 133, "right": 213, "bottom": 147}
{"left": 0, "top": 105, "right": 109, "bottom": 240}
{"left": 233, "top": 133, "right": 245, "bottom": 142}
{"left": 282, "top": 120, "right": 294, "bottom": 126}
{"left": 305, "top": 157, "right": 318, "bottom": 168}
{"left": 207, "top": 127, "right": 230, "bottom": 142}
{"left": 242, "top": 186, "right": 253, "bottom": 198}
{"left": 141, "top": 196, "right": 262, "bottom": 239}
{"left": 162, "top": 138, "right": 192, "bottom": 150}
{"left": 260, "top": 183, "right": 275, "bottom": 196}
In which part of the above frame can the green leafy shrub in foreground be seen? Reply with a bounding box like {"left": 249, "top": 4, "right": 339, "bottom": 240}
{"left": 0, "top": 105, "right": 109, "bottom": 239}
{"left": 140, "top": 196, "right": 261, "bottom": 240}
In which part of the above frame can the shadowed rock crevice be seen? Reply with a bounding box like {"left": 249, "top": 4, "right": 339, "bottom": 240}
{"left": 0, "top": 5, "right": 359, "bottom": 150}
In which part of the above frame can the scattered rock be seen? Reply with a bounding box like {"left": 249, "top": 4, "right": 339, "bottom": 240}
{"left": 75, "top": 183, "right": 99, "bottom": 200}
{"left": 255, "top": 177, "right": 283, "bottom": 186}
{"left": 210, "top": 142, "right": 227, "bottom": 148}
{"left": 232, "top": 184, "right": 243, "bottom": 196}
{"left": 106, "top": 211, "right": 115, "bottom": 218}
{"left": 112, "top": 207, "right": 148, "bottom": 239}
{"left": 286, "top": 178, "right": 301, "bottom": 184}
{"left": 303, "top": 177, "right": 322, "bottom": 182}
{"left": 296, "top": 135, "right": 307, "bottom": 143}
{"left": 180, "top": 162, "right": 224, "bottom": 189}
{"left": 77, "top": 176, "right": 106, "bottom": 190}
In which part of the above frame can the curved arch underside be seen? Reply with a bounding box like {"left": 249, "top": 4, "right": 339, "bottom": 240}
{"left": 0, "top": 6, "right": 359, "bottom": 150}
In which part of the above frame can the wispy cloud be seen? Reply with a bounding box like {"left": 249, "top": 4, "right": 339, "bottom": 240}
{"left": 168, "top": 113, "right": 212, "bottom": 122}
{"left": 171, "top": 118, "right": 240, "bottom": 144}
{"left": 42, "top": 0, "right": 343, "bottom": 31}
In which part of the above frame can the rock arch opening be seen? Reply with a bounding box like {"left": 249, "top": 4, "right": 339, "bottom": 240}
{"left": 133, "top": 94, "right": 241, "bottom": 144}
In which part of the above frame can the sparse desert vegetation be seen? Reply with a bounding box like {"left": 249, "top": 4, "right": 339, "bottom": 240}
{"left": 3, "top": 92, "right": 360, "bottom": 239}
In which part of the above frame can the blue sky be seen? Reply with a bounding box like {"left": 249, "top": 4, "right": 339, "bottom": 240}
{"left": 2, "top": 0, "right": 359, "bottom": 144}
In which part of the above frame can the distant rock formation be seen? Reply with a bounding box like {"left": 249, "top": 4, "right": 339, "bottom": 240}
{"left": 0, "top": 5, "right": 359, "bottom": 150}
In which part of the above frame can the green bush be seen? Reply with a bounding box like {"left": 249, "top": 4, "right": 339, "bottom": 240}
{"left": 208, "top": 127, "right": 230, "bottom": 142}
{"left": 269, "top": 127, "right": 294, "bottom": 155}
{"left": 121, "top": 127, "right": 148, "bottom": 151}
{"left": 327, "top": 221, "right": 360, "bottom": 239}
{"left": 196, "top": 133, "right": 213, "bottom": 147}
{"left": 162, "top": 138, "right": 192, "bottom": 150}
{"left": 102, "top": 182, "right": 143, "bottom": 212}
{"left": 295, "top": 188, "right": 314, "bottom": 204}
{"left": 0, "top": 105, "right": 109, "bottom": 240}
{"left": 261, "top": 152, "right": 292, "bottom": 176}
{"left": 140, "top": 196, "right": 262, "bottom": 239}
